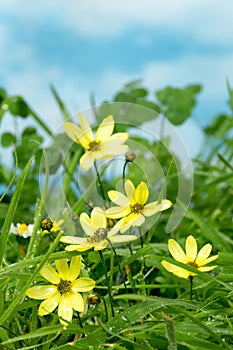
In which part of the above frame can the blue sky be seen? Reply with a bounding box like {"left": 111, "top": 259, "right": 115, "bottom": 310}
{"left": 1, "top": 0, "right": 233, "bottom": 136}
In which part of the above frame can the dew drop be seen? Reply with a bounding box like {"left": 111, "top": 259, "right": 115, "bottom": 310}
{"left": 121, "top": 315, "right": 127, "bottom": 321}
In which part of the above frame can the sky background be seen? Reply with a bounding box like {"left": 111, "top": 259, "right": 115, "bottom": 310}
{"left": 1, "top": 0, "right": 233, "bottom": 156}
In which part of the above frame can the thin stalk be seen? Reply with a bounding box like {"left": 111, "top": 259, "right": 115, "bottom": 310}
{"left": 189, "top": 276, "right": 193, "bottom": 301}
{"left": 98, "top": 250, "right": 115, "bottom": 317}
{"left": 94, "top": 161, "right": 106, "bottom": 201}
{"left": 127, "top": 243, "right": 133, "bottom": 256}
{"left": 107, "top": 240, "right": 128, "bottom": 294}
{"left": 122, "top": 160, "right": 128, "bottom": 193}
{"left": 77, "top": 312, "right": 83, "bottom": 329}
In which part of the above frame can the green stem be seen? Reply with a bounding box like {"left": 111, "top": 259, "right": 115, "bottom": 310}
{"left": 139, "top": 227, "right": 144, "bottom": 248}
{"left": 122, "top": 160, "right": 128, "bottom": 193}
{"left": 94, "top": 161, "right": 106, "bottom": 201}
{"left": 98, "top": 250, "right": 115, "bottom": 318}
{"left": 77, "top": 312, "right": 83, "bottom": 329}
{"left": 127, "top": 243, "right": 133, "bottom": 256}
{"left": 108, "top": 240, "right": 128, "bottom": 294}
{"left": 189, "top": 276, "right": 193, "bottom": 301}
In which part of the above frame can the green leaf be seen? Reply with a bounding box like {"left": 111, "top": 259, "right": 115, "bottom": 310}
{"left": 0, "top": 157, "right": 34, "bottom": 266}
{"left": 5, "top": 95, "right": 29, "bottom": 118}
{"left": 156, "top": 84, "right": 202, "bottom": 125}
{"left": 1, "top": 132, "right": 17, "bottom": 147}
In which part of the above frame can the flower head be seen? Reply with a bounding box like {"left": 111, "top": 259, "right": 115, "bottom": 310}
{"left": 161, "top": 235, "right": 218, "bottom": 279}
{"left": 64, "top": 114, "right": 129, "bottom": 171}
{"left": 60, "top": 207, "right": 137, "bottom": 251}
{"left": 26, "top": 256, "right": 95, "bottom": 325}
{"left": 10, "top": 223, "right": 35, "bottom": 238}
{"left": 105, "top": 180, "right": 172, "bottom": 233}
{"left": 40, "top": 218, "right": 64, "bottom": 234}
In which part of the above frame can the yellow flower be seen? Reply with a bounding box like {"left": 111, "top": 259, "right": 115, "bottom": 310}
{"left": 105, "top": 180, "right": 172, "bottom": 233}
{"left": 26, "top": 256, "right": 95, "bottom": 325}
{"left": 161, "top": 235, "right": 218, "bottom": 279}
{"left": 60, "top": 207, "right": 137, "bottom": 251}
{"left": 10, "top": 223, "right": 37, "bottom": 238}
{"left": 40, "top": 218, "right": 64, "bottom": 234}
{"left": 64, "top": 114, "right": 129, "bottom": 171}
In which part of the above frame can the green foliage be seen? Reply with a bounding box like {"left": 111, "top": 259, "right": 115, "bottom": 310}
{"left": 0, "top": 81, "right": 233, "bottom": 349}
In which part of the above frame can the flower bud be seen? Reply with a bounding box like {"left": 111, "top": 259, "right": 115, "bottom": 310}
{"left": 125, "top": 151, "right": 136, "bottom": 162}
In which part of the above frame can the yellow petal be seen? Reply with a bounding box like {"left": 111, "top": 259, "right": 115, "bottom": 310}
{"left": 91, "top": 207, "right": 106, "bottom": 229}
{"left": 108, "top": 190, "right": 130, "bottom": 206}
{"left": 109, "top": 235, "right": 137, "bottom": 243}
{"left": 105, "top": 206, "right": 130, "bottom": 219}
{"left": 96, "top": 115, "right": 114, "bottom": 142}
{"left": 69, "top": 256, "right": 81, "bottom": 281}
{"left": 185, "top": 235, "right": 197, "bottom": 261}
{"left": 108, "top": 132, "right": 129, "bottom": 142}
{"left": 78, "top": 113, "right": 94, "bottom": 142}
{"left": 198, "top": 254, "right": 218, "bottom": 266}
{"left": 161, "top": 261, "right": 190, "bottom": 279}
{"left": 195, "top": 243, "right": 212, "bottom": 265}
{"left": 72, "top": 277, "right": 96, "bottom": 292}
{"left": 60, "top": 236, "right": 88, "bottom": 244}
{"left": 65, "top": 243, "right": 92, "bottom": 252}
{"left": 71, "top": 292, "right": 85, "bottom": 312}
{"left": 134, "top": 182, "right": 148, "bottom": 205}
{"left": 143, "top": 199, "right": 172, "bottom": 216}
{"left": 79, "top": 152, "right": 96, "bottom": 171}
{"left": 58, "top": 294, "right": 73, "bottom": 324}
{"left": 93, "top": 240, "right": 108, "bottom": 250}
{"left": 55, "top": 259, "right": 70, "bottom": 281}
{"left": 80, "top": 212, "right": 94, "bottom": 236}
{"left": 168, "top": 239, "right": 187, "bottom": 263}
{"left": 26, "top": 285, "right": 57, "bottom": 299}
{"left": 64, "top": 122, "right": 90, "bottom": 149}
{"left": 124, "top": 180, "right": 135, "bottom": 202}
{"left": 98, "top": 140, "right": 128, "bottom": 157}
{"left": 38, "top": 293, "right": 60, "bottom": 316}
{"left": 198, "top": 265, "right": 218, "bottom": 272}
{"left": 40, "top": 264, "right": 60, "bottom": 284}
{"left": 119, "top": 213, "right": 145, "bottom": 233}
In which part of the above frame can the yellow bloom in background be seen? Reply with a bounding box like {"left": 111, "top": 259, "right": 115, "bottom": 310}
{"left": 105, "top": 180, "right": 172, "bottom": 233}
{"left": 10, "top": 223, "right": 37, "bottom": 238}
{"left": 161, "top": 235, "right": 218, "bottom": 279}
{"left": 26, "top": 256, "right": 95, "bottom": 325}
{"left": 60, "top": 207, "right": 137, "bottom": 251}
{"left": 64, "top": 114, "right": 129, "bottom": 171}
{"left": 40, "top": 218, "right": 64, "bottom": 234}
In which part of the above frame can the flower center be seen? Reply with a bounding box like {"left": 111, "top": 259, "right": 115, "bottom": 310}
{"left": 40, "top": 218, "right": 54, "bottom": 231}
{"left": 18, "top": 224, "right": 28, "bottom": 235}
{"left": 89, "top": 141, "right": 101, "bottom": 152}
{"left": 187, "top": 261, "right": 199, "bottom": 268}
{"left": 130, "top": 203, "right": 144, "bottom": 214}
{"left": 57, "top": 280, "right": 72, "bottom": 295}
{"left": 87, "top": 227, "right": 107, "bottom": 243}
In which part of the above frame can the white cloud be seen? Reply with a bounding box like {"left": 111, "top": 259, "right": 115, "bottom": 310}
{"left": 1, "top": 0, "right": 233, "bottom": 44}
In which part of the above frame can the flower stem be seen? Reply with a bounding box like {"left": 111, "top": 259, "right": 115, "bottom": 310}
{"left": 189, "top": 276, "right": 193, "bottom": 301}
{"left": 107, "top": 240, "right": 129, "bottom": 295}
{"left": 77, "top": 312, "right": 83, "bottom": 328}
{"left": 122, "top": 160, "right": 128, "bottom": 193}
{"left": 127, "top": 243, "right": 133, "bottom": 256}
{"left": 94, "top": 161, "right": 106, "bottom": 201}
{"left": 98, "top": 250, "right": 115, "bottom": 318}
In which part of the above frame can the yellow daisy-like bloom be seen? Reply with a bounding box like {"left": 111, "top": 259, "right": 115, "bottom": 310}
{"left": 60, "top": 207, "right": 137, "bottom": 252}
{"left": 40, "top": 218, "right": 64, "bottom": 234}
{"left": 105, "top": 180, "right": 172, "bottom": 233}
{"left": 64, "top": 114, "right": 129, "bottom": 171}
{"left": 26, "top": 256, "right": 95, "bottom": 325}
{"left": 161, "top": 235, "right": 218, "bottom": 279}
